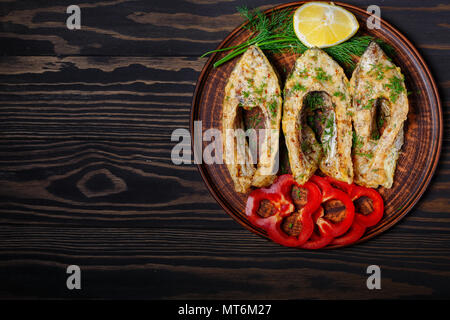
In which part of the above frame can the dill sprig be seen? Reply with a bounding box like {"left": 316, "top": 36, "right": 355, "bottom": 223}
{"left": 201, "top": 6, "right": 394, "bottom": 70}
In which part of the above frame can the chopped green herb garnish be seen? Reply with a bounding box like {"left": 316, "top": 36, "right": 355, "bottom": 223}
{"left": 305, "top": 92, "right": 324, "bottom": 111}
{"left": 268, "top": 99, "right": 277, "bottom": 117}
{"left": 352, "top": 131, "right": 363, "bottom": 150}
{"left": 314, "top": 67, "right": 332, "bottom": 82}
{"left": 298, "top": 68, "right": 309, "bottom": 78}
{"left": 254, "top": 82, "right": 267, "bottom": 95}
{"left": 369, "top": 63, "right": 385, "bottom": 80}
{"left": 292, "top": 83, "right": 307, "bottom": 92}
{"left": 333, "top": 91, "right": 346, "bottom": 101}
{"left": 384, "top": 75, "right": 405, "bottom": 103}
{"left": 371, "top": 130, "right": 380, "bottom": 140}
{"left": 355, "top": 152, "right": 374, "bottom": 159}
{"left": 362, "top": 98, "right": 375, "bottom": 110}
{"left": 364, "top": 82, "right": 374, "bottom": 97}
{"left": 378, "top": 116, "right": 384, "bottom": 128}
{"left": 295, "top": 187, "right": 303, "bottom": 199}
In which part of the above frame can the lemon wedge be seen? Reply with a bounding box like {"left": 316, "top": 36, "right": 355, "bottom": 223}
{"left": 293, "top": 2, "right": 359, "bottom": 48}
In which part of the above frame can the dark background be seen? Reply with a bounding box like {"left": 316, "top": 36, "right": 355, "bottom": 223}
{"left": 0, "top": 0, "right": 448, "bottom": 299}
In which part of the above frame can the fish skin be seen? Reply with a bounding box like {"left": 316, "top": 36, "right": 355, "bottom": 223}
{"left": 222, "top": 45, "right": 282, "bottom": 193}
{"left": 350, "top": 42, "right": 408, "bottom": 188}
{"left": 282, "top": 48, "right": 353, "bottom": 185}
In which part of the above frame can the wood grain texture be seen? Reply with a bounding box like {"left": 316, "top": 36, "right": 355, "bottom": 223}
{"left": 0, "top": 0, "right": 449, "bottom": 299}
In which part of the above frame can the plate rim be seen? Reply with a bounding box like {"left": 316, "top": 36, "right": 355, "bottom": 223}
{"left": 190, "top": 1, "right": 443, "bottom": 249}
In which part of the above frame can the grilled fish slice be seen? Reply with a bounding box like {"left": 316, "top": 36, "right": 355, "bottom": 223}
{"left": 350, "top": 42, "right": 408, "bottom": 188}
{"left": 223, "top": 46, "right": 282, "bottom": 193}
{"left": 283, "top": 48, "right": 353, "bottom": 185}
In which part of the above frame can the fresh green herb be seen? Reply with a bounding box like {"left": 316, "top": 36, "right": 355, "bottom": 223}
{"left": 324, "top": 115, "right": 334, "bottom": 133}
{"left": 333, "top": 91, "right": 346, "bottom": 101}
{"left": 352, "top": 131, "right": 363, "bottom": 150}
{"left": 378, "top": 116, "right": 385, "bottom": 128}
{"left": 325, "top": 36, "right": 394, "bottom": 69}
{"left": 201, "top": 7, "right": 394, "bottom": 69}
{"left": 305, "top": 92, "right": 324, "bottom": 111}
{"left": 242, "top": 90, "right": 250, "bottom": 98}
{"left": 362, "top": 98, "right": 375, "bottom": 110}
{"left": 346, "top": 111, "right": 354, "bottom": 117}
{"left": 321, "top": 113, "right": 335, "bottom": 156}
{"left": 355, "top": 152, "right": 373, "bottom": 159}
{"left": 295, "top": 188, "right": 302, "bottom": 199}
{"left": 320, "top": 115, "right": 326, "bottom": 124}
{"left": 314, "top": 67, "right": 332, "bottom": 82}
{"left": 384, "top": 75, "right": 405, "bottom": 103}
{"left": 268, "top": 99, "right": 277, "bottom": 117}
{"left": 368, "top": 63, "right": 385, "bottom": 80}
{"left": 371, "top": 130, "right": 380, "bottom": 140}
{"left": 364, "top": 82, "right": 374, "bottom": 97}
{"left": 248, "top": 114, "right": 262, "bottom": 128}
{"left": 292, "top": 83, "right": 307, "bottom": 92}
{"left": 307, "top": 115, "right": 315, "bottom": 128}
{"left": 298, "top": 68, "right": 309, "bottom": 78}
{"left": 355, "top": 152, "right": 374, "bottom": 159}
{"left": 254, "top": 81, "right": 267, "bottom": 95}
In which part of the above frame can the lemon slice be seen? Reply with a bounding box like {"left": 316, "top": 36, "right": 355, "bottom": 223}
{"left": 293, "top": 2, "right": 359, "bottom": 48}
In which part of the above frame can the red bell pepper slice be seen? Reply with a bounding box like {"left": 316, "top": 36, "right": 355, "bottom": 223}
{"left": 246, "top": 174, "right": 322, "bottom": 247}
{"left": 351, "top": 185, "right": 384, "bottom": 227}
{"left": 308, "top": 175, "right": 355, "bottom": 238}
{"left": 324, "top": 177, "right": 384, "bottom": 246}
{"left": 300, "top": 206, "right": 334, "bottom": 249}
{"left": 245, "top": 175, "right": 295, "bottom": 231}
{"left": 268, "top": 177, "right": 322, "bottom": 247}
{"left": 323, "top": 176, "right": 354, "bottom": 195}
{"left": 331, "top": 221, "right": 366, "bottom": 246}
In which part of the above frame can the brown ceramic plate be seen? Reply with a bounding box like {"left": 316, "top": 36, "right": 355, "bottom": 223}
{"left": 190, "top": 1, "right": 442, "bottom": 248}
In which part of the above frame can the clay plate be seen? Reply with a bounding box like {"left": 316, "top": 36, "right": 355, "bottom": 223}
{"left": 190, "top": 1, "right": 442, "bottom": 248}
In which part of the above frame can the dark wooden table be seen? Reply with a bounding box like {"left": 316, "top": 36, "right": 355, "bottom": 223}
{"left": 0, "top": 0, "right": 448, "bottom": 299}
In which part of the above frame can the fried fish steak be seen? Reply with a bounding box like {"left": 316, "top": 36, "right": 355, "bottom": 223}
{"left": 222, "top": 45, "right": 282, "bottom": 193}
{"left": 282, "top": 48, "right": 353, "bottom": 185}
{"left": 349, "top": 42, "right": 408, "bottom": 188}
